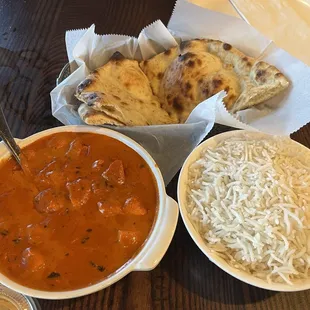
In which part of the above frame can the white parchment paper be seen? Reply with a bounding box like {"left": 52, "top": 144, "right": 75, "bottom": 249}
{"left": 50, "top": 0, "right": 310, "bottom": 184}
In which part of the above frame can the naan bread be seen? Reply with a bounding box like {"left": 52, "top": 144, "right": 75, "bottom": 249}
{"left": 139, "top": 47, "right": 179, "bottom": 95}
{"left": 140, "top": 39, "right": 289, "bottom": 122}
{"left": 78, "top": 104, "right": 125, "bottom": 126}
{"left": 76, "top": 52, "right": 176, "bottom": 126}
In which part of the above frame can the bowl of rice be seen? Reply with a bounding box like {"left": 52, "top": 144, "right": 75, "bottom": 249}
{"left": 178, "top": 130, "right": 310, "bottom": 291}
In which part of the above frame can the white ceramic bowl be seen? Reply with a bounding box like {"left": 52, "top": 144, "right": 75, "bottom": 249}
{"left": 0, "top": 125, "right": 179, "bottom": 299}
{"left": 178, "top": 130, "right": 310, "bottom": 292}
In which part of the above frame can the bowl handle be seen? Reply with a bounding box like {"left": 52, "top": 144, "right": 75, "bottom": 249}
{"left": 133, "top": 196, "right": 179, "bottom": 271}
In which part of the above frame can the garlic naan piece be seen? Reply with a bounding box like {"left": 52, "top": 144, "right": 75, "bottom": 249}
{"left": 140, "top": 39, "right": 289, "bottom": 123}
{"left": 76, "top": 52, "right": 176, "bottom": 126}
{"left": 139, "top": 47, "right": 179, "bottom": 96}
{"left": 78, "top": 104, "right": 125, "bottom": 126}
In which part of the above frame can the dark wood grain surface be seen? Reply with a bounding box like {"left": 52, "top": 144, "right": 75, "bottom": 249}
{"left": 0, "top": 0, "right": 310, "bottom": 309}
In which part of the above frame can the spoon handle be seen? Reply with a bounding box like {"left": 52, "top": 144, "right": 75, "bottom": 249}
{"left": 0, "top": 104, "right": 21, "bottom": 165}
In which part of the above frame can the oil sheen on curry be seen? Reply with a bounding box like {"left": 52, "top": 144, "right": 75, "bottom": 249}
{"left": 0, "top": 132, "right": 157, "bottom": 291}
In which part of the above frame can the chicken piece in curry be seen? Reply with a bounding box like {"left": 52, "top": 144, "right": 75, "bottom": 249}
{"left": 0, "top": 132, "right": 157, "bottom": 291}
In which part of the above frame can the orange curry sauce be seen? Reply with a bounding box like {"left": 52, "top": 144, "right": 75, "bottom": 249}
{"left": 0, "top": 132, "right": 157, "bottom": 291}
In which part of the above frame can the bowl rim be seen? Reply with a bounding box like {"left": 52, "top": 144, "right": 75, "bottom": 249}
{"left": 0, "top": 125, "right": 172, "bottom": 299}
{"left": 177, "top": 129, "right": 310, "bottom": 292}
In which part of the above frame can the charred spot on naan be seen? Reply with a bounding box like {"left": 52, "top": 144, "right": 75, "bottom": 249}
{"left": 241, "top": 56, "right": 252, "bottom": 68}
{"left": 184, "top": 81, "right": 192, "bottom": 91}
{"left": 157, "top": 72, "right": 163, "bottom": 79}
{"left": 180, "top": 81, "right": 193, "bottom": 99}
{"left": 197, "top": 72, "right": 240, "bottom": 110}
{"left": 76, "top": 79, "right": 93, "bottom": 95}
{"left": 212, "top": 79, "right": 223, "bottom": 89}
{"left": 77, "top": 92, "right": 103, "bottom": 107}
{"left": 223, "top": 43, "right": 232, "bottom": 51}
{"left": 255, "top": 70, "right": 267, "bottom": 83}
{"left": 172, "top": 97, "right": 183, "bottom": 112}
{"left": 178, "top": 52, "right": 205, "bottom": 69}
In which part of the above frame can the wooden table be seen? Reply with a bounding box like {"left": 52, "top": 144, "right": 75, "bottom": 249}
{"left": 1, "top": 0, "right": 310, "bottom": 309}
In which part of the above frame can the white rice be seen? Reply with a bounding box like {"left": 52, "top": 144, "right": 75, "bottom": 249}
{"left": 186, "top": 136, "right": 310, "bottom": 285}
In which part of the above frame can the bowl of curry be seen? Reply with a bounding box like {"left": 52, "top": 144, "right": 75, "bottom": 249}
{"left": 0, "top": 125, "right": 179, "bottom": 299}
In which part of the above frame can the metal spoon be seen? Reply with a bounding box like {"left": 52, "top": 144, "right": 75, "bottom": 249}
{"left": 0, "top": 104, "right": 22, "bottom": 167}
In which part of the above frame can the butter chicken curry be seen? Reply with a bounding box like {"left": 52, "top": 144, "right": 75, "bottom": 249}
{"left": 0, "top": 132, "right": 157, "bottom": 291}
